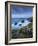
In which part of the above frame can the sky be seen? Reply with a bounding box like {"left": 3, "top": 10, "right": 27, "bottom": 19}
{"left": 11, "top": 5, "right": 32, "bottom": 18}
{"left": 11, "top": 5, "right": 32, "bottom": 29}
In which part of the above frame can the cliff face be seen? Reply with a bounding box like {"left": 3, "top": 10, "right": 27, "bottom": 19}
{"left": 11, "top": 17, "right": 33, "bottom": 38}
{"left": 12, "top": 23, "right": 33, "bottom": 38}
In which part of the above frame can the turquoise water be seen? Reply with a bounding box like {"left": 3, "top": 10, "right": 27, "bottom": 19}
{"left": 11, "top": 18, "right": 31, "bottom": 30}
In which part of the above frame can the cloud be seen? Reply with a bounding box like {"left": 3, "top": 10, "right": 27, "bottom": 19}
{"left": 11, "top": 5, "right": 32, "bottom": 18}
{"left": 11, "top": 12, "right": 32, "bottom": 18}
